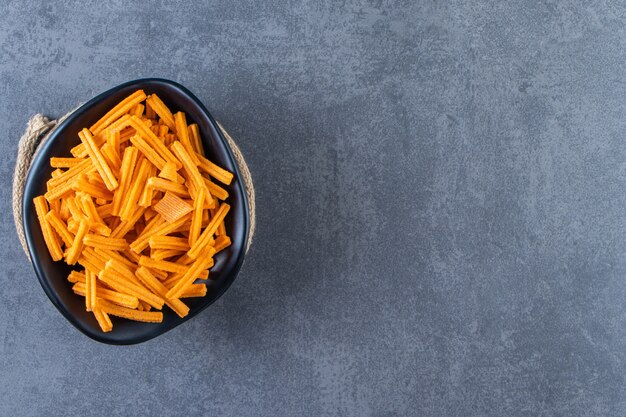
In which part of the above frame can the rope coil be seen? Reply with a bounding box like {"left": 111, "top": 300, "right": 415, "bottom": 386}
{"left": 13, "top": 112, "right": 255, "bottom": 261}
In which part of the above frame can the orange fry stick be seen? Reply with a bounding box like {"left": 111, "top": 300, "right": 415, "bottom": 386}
{"left": 47, "top": 158, "right": 94, "bottom": 189}
{"left": 166, "top": 248, "right": 215, "bottom": 299}
{"left": 99, "top": 265, "right": 164, "bottom": 310}
{"left": 130, "top": 134, "right": 167, "bottom": 169}
{"left": 92, "top": 306, "right": 113, "bottom": 332}
{"left": 119, "top": 158, "right": 151, "bottom": 221}
{"left": 34, "top": 196, "right": 63, "bottom": 261}
{"left": 45, "top": 178, "right": 76, "bottom": 202}
{"left": 45, "top": 210, "right": 74, "bottom": 247}
{"left": 83, "top": 234, "right": 128, "bottom": 251}
{"left": 78, "top": 128, "right": 118, "bottom": 190}
{"left": 100, "top": 143, "right": 122, "bottom": 173}
{"left": 204, "top": 177, "right": 229, "bottom": 201}
{"left": 135, "top": 267, "right": 189, "bottom": 318}
{"left": 187, "top": 203, "right": 230, "bottom": 259}
{"left": 149, "top": 236, "right": 190, "bottom": 251}
{"left": 138, "top": 256, "right": 188, "bottom": 274}
{"left": 213, "top": 235, "right": 231, "bottom": 253}
{"left": 90, "top": 90, "right": 146, "bottom": 135}
{"left": 174, "top": 112, "right": 199, "bottom": 165}
{"left": 65, "top": 220, "right": 89, "bottom": 265}
{"left": 112, "top": 146, "right": 138, "bottom": 216}
{"left": 73, "top": 282, "right": 139, "bottom": 309}
{"left": 68, "top": 270, "right": 86, "bottom": 283}
{"left": 50, "top": 157, "right": 85, "bottom": 168}
{"left": 151, "top": 249, "right": 184, "bottom": 260}
{"left": 188, "top": 124, "right": 204, "bottom": 156}
{"left": 72, "top": 175, "right": 113, "bottom": 200}
{"left": 146, "top": 94, "right": 176, "bottom": 131}
{"left": 146, "top": 177, "right": 189, "bottom": 197}
{"left": 181, "top": 284, "right": 207, "bottom": 298}
{"left": 130, "top": 212, "right": 192, "bottom": 253}
{"left": 129, "top": 115, "right": 180, "bottom": 168}
{"left": 98, "top": 299, "right": 163, "bottom": 323}
{"left": 189, "top": 187, "right": 205, "bottom": 246}
{"left": 196, "top": 152, "right": 233, "bottom": 185}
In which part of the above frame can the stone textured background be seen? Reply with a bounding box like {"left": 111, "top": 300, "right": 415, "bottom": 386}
{"left": 1, "top": 1, "right": 626, "bottom": 416}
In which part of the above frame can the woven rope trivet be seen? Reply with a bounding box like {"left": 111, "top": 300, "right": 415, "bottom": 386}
{"left": 13, "top": 112, "right": 255, "bottom": 261}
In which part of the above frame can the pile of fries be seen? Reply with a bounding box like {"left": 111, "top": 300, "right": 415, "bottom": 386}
{"left": 33, "top": 90, "right": 234, "bottom": 332}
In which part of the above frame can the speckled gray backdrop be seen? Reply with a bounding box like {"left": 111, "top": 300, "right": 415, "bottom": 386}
{"left": 1, "top": 1, "right": 625, "bottom": 416}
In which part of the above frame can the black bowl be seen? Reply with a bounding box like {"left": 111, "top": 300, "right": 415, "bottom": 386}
{"left": 22, "top": 78, "right": 250, "bottom": 345}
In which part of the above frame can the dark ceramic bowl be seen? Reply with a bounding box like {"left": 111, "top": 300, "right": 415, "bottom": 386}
{"left": 22, "top": 78, "right": 249, "bottom": 345}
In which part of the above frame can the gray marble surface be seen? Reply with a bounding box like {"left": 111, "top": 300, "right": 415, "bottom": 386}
{"left": 1, "top": 1, "right": 626, "bottom": 416}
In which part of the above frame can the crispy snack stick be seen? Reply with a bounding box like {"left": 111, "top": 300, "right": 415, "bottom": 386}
{"left": 112, "top": 146, "right": 139, "bottom": 216}
{"left": 171, "top": 141, "right": 210, "bottom": 200}
{"left": 45, "top": 210, "right": 74, "bottom": 247}
{"left": 50, "top": 168, "right": 64, "bottom": 178}
{"left": 130, "top": 212, "right": 192, "bottom": 253}
{"left": 158, "top": 125, "right": 169, "bottom": 138}
{"left": 98, "top": 299, "right": 163, "bottom": 323}
{"left": 71, "top": 115, "right": 132, "bottom": 158}
{"left": 145, "top": 99, "right": 157, "bottom": 119}
{"left": 130, "top": 103, "right": 145, "bottom": 117}
{"left": 181, "top": 284, "right": 207, "bottom": 298}
{"left": 139, "top": 164, "right": 157, "bottom": 207}
{"left": 149, "top": 236, "right": 190, "bottom": 251}
{"left": 130, "top": 134, "right": 167, "bottom": 169}
{"left": 96, "top": 203, "right": 113, "bottom": 219}
{"left": 108, "top": 129, "right": 120, "bottom": 155}
{"left": 129, "top": 115, "right": 180, "bottom": 168}
{"left": 146, "top": 177, "right": 189, "bottom": 197}
{"left": 47, "top": 158, "right": 94, "bottom": 189}
{"left": 68, "top": 270, "right": 86, "bottom": 283}
{"left": 78, "top": 128, "right": 118, "bottom": 191}
{"left": 187, "top": 203, "right": 230, "bottom": 259}
{"left": 85, "top": 270, "right": 96, "bottom": 311}
{"left": 151, "top": 249, "right": 184, "bottom": 260}
{"left": 65, "top": 220, "right": 89, "bottom": 265}
{"left": 100, "top": 143, "right": 122, "bottom": 173}
{"left": 189, "top": 187, "right": 205, "bottom": 246}
{"left": 213, "top": 235, "right": 231, "bottom": 253}
{"left": 196, "top": 152, "right": 233, "bottom": 185}
{"left": 161, "top": 259, "right": 212, "bottom": 288}
{"left": 93, "top": 306, "right": 113, "bottom": 332}
{"left": 166, "top": 248, "right": 215, "bottom": 299}
{"left": 157, "top": 162, "right": 180, "bottom": 183}
{"left": 174, "top": 112, "right": 199, "bottom": 165}
{"left": 79, "top": 247, "right": 107, "bottom": 272}
{"left": 76, "top": 192, "right": 111, "bottom": 236}
{"left": 188, "top": 124, "right": 204, "bottom": 156}
{"left": 34, "top": 196, "right": 63, "bottom": 261}
{"left": 45, "top": 177, "right": 76, "bottom": 202}
{"left": 110, "top": 206, "right": 147, "bottom": 239}
{"left": 119, "top": 158, "right": 151, "bottom": 221}
{"left": 99, "top": 265, "right": 164, "bottom": 310}
{"left": 135, "top": 267, "right": 189, "bottom": 318}
{"left": 73, "top": 282, "right": 139, "bottom": 309}
{"left": 90, "top": 90, "right": 146, "bottom": 135}
{"left": 138, "top": 256, "right": 188, "bottom": 274}
{"left": 50, "top": 157, "right": 85, "bottom": 168}
{"left": 153, "top": 192, "right": 193, "bottom": 223}
{"left": 73, "top": 174, "right": 113, "bottom": 200}
{"left": 204, "top": 177, "right": 229, "bottom": 201}
{"left": 146, "top": 94, "right": 176, "bottom": 132}
{"left": 83, "top": 234, "right": 128, "bottom": 251}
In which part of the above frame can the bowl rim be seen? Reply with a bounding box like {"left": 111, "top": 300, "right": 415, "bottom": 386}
{"left": 22, "top": 78, "right": 250, "bottom": 345}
